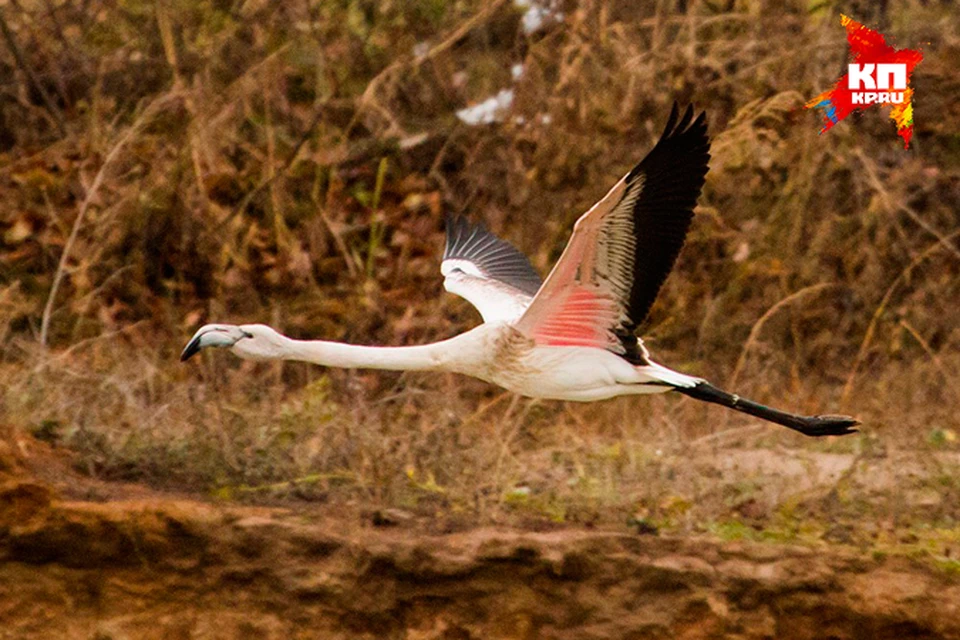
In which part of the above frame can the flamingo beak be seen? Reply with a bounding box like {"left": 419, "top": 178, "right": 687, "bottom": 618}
{"left": 180, "top": 335, "right": 204, "bottom": 362}
{"left": 180, "top": 325, "right": 249, "bottom": 362}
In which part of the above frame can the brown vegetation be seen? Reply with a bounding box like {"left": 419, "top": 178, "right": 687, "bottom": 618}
{"left": 0, "top": 0, "right": 959, "bottom": 636}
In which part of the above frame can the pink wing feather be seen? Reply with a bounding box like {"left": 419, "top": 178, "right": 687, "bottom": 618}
{"left": 515, "top": 104, "right": 711, "bottom": 363}
{"left": 517, "top": 176, "right": 632, "bottom": 351}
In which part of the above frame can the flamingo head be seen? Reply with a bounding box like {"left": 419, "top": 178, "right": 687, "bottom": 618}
{"left": 180, "top": 323, "right": 286, "bottom": 362}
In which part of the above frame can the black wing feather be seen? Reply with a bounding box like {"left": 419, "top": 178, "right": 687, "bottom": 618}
{"left": 623, "top": 103, "right": 711, "bottom": 329}
{"left": 443, "top": 215, "right": 543, "bottom": 296}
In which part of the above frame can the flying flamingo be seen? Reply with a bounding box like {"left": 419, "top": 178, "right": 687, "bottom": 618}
{"left": 182, "top": 104, "right": 858, "bottom": 437}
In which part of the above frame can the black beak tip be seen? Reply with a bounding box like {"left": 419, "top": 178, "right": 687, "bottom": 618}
{"left": 180, "top": 338, "right": 201, "bottom": 362}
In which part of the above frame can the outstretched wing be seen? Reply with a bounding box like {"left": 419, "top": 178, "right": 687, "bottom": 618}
{"left": 441, "top": 215, "right": 543, "bottom": 324}
{"left": 514, "top": 103, "right": 711, "bottom": 363}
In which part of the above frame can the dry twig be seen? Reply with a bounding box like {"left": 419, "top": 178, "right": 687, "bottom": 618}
{"left": 728, "top": 283, "right": 840, "bottom": 390}
{"left": 842, "top": 229, "right": 960, "bottom": 404}
{"left": 39, "top": 93, "right": 184, "bottom": 347}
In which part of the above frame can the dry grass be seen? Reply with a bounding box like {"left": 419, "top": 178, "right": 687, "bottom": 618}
{"left": 1, "top": 0, "right": 959, "bottom": 540}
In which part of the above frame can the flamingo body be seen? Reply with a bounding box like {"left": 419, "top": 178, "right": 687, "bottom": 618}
{"left": 182, "top": 104, "right": 859, "bottom": 437}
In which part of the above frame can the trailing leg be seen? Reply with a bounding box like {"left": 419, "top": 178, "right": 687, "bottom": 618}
{"left": 674, "top": 381, "right": 859, "bottom": 437}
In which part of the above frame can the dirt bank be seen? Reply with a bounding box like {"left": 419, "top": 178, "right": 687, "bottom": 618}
{"left": 1, "top": 464, "right": 958, "bottom": 640}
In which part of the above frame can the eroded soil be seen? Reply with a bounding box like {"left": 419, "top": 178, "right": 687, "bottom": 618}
{"left": 1, "top": 434, "right": 958, "bottom": 640}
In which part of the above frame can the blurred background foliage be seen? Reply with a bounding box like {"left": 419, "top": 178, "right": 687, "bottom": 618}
{"left": 0, "top": 0, "right": 958, "bottom": 523}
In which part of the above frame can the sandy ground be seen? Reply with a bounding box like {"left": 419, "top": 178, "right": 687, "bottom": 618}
{"left": 1, "top": 434, "right": 959, "bottom": 640}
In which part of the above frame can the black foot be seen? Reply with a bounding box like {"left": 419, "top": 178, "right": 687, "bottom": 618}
{"left": 795, "top": 414, "right": 860, "bottom": 437}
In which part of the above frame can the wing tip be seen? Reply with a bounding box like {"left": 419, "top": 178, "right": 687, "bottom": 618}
{"left": 663, "top": 100, "right": 709, "bottom": 144}
{"left": 627, "top": 102, "right": 711, "bottom": 185}
{"left": 443, "top": 214, "right": 486, "bottom": 260}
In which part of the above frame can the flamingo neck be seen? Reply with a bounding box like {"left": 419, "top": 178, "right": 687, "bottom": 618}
{"left": 278, "top": 336, "right": 452, "bottom": 372}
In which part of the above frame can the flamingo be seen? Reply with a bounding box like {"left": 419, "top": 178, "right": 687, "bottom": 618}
{"left": 182, "top": 104, "right": 858, "bottom": 437}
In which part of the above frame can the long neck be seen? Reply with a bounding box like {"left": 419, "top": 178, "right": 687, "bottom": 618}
{"left": 277, "top": 335, "right": 455, "bottom": 372}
